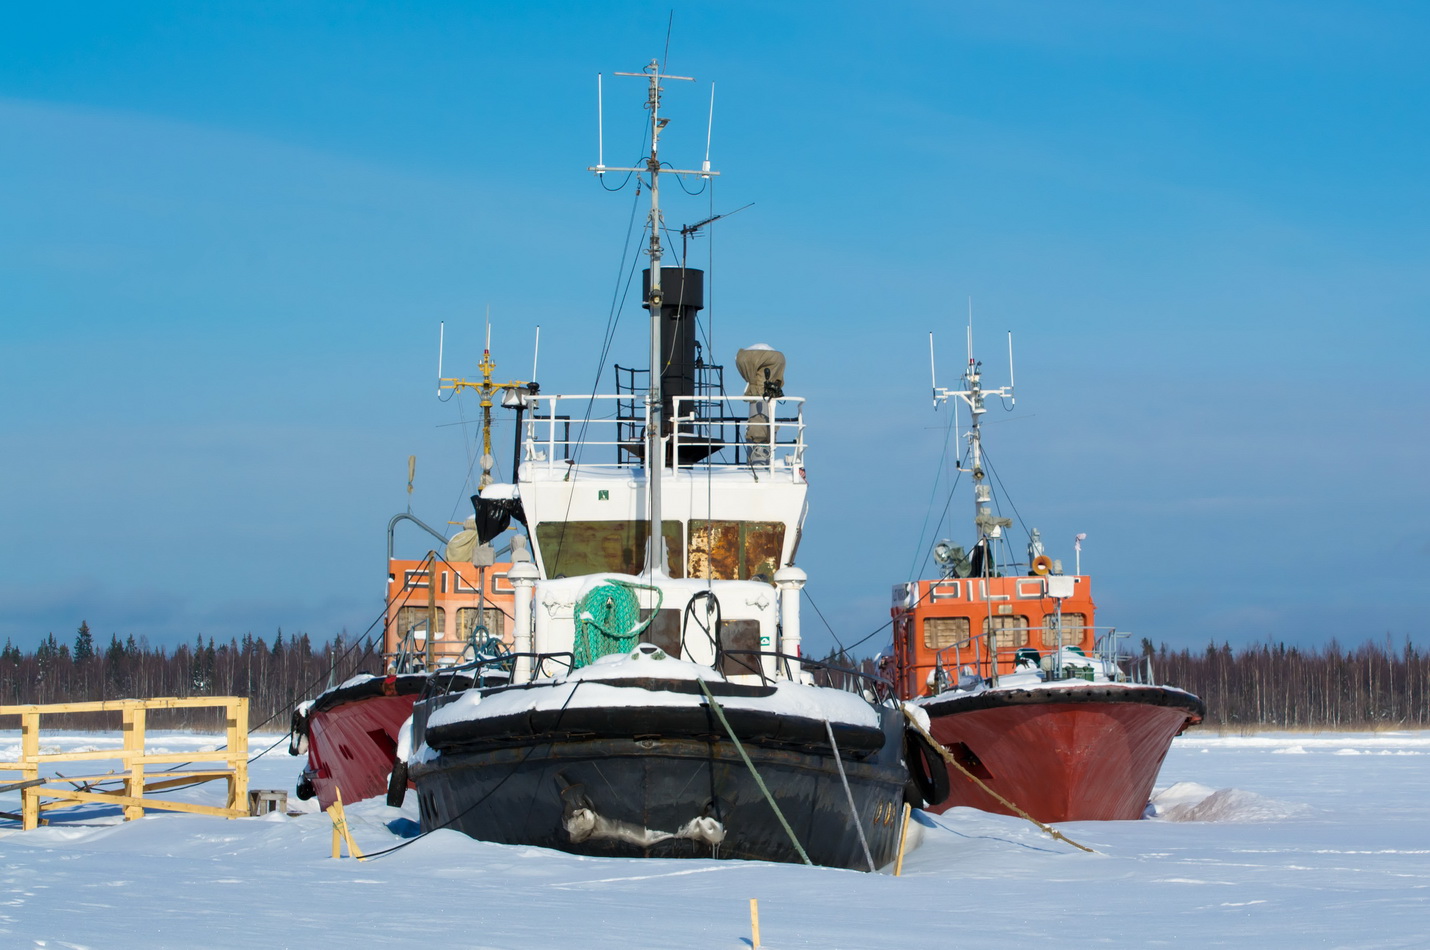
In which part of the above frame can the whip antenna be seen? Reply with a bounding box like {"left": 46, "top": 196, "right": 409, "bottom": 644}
{"left": 437, "top": 321, "right": 445, "bottom": 397}
{"left": 703, "top": 83, "right": 715, "bottom": 176}
{"left": 595, "top": 73, "right": 605, "bottom": 175}
{"left": 928, "top": 332, "right": 939, "bottom": 408}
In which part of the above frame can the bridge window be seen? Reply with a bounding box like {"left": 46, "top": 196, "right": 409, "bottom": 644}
{"left": 637, "top": 608, "right": 683, "bottom": 659}
{"left": 535, "top": 520, "right": 685, "bottom": 579}
{"left": 456, "top": 607, "right": 506, "bottom": 644}
{"left": 923, "top": 616, "right": 970, "bottom": 649}
{"left": 687, "top": 520, "right": 785, "bottom": 583}
{"left": 983, "top": 615, "right": 1029, "bottom": 649}
{"left": 718, "top": 619, "right": 763, "bottom": 676}
{"left": 395, "top": 606, "right": 445, "bottom": 638}
{"left": 1042, "top": 613, "right": 1089, "bottom": 648}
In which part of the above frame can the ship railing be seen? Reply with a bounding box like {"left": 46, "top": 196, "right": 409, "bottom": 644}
{"left": 929, "top": 625, "right": 1134, "bottom": 688}
{"left": 389, "top": 624, "right": 510, "bottom": 675}
{"left": 424, "top": 651, "right": 576, "bottom": 696}
{"left": 1092, "top": 628, "right": 1141, "bottom": 677}
{"left": 521, "top": 393, "right": 806, "bottom": 474}
{"left": 721, "top": 649, "right": 896, "bottom": 705}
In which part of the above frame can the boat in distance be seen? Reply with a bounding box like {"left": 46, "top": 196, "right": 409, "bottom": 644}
{"left": 888, "top": 333, "right": 1204, "bottom": 822}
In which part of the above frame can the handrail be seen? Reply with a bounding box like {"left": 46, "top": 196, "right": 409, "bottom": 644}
{"left": 719, "top": 649, "right": 896, "bottom": 704}
{"left": 519, "top": 392, "right": 806, "bottom": 474}
{"left": 926, "top": 625, "right": 1135, "bottom": 688}
{"left": 427, "top": 651, "right": 577, "bottom": 695}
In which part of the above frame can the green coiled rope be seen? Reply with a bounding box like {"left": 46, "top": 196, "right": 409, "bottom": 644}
{"left": 573, "top": 580, "right": 663, "bottom": 668}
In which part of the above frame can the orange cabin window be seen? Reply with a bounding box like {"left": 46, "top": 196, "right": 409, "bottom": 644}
{"left": 1041, "top": 613, "right": 1088, "bottom": 648}
{"left": 982, "top": 615, "right": 1029, "bottom": 649}
{"left": 923, "top": 616, "right": 970, "bottom": 649}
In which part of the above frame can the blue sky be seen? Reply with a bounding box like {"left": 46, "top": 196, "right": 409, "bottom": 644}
{"left": 2, "top": 1, "right": 1426, "bottom": 656}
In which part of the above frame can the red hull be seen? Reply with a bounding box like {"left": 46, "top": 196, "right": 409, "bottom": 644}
{"left": 305, "top": 693, "right": 416, "bottom": 810}
{"left": 922, "top": 687, "right": 1201, "bottom": 822}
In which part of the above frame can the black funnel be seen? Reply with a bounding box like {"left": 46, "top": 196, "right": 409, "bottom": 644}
{"left": 642, "top": 267, "right": 704, "bottom": 424}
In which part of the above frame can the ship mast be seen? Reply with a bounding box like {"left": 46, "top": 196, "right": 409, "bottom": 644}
{"left": 932, "top": 328, "right": 1016, "bottom": 570}
{"left": 595, "top": 60, "right": 718, "bottom": 574}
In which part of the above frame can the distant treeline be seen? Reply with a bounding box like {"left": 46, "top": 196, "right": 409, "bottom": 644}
{"left": 0, "top": 622, "right": 382, "bottom": 732}
{"left": 1150, "top": 638, "right": 1429, "bottom": 731}
{"left": 3, "top": 623, "right": 1426, "bottom": 733}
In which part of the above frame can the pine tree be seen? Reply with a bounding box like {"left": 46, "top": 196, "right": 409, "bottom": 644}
{"left": 74, "top": 621, "right": 94, "bottom": 662}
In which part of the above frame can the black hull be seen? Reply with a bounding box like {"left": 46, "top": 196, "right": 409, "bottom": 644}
{"left": 409, "top": 733, "right": 908, "bottom": 870}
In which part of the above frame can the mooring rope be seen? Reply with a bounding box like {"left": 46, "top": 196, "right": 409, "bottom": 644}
{"left": 696, "top": 678, "right": 812, "bottom": 866}
{"left": 900, "top": 705, "right": 1096, "bottom": 854}
{"left": 823, "top": 718, "right": 875, "bottom": 872}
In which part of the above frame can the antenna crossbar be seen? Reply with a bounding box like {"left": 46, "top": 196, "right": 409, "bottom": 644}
{"left": 613, "top": 71, "right": 694, "bottom": 81}
{"left": 586, "top": 165, "right": 719, "bottom": 177}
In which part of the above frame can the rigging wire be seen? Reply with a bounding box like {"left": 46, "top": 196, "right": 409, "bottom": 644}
{"left": 841, "top": 579, "right": 942, "bottom": 656}
{"left": 540, "top": 183, "right": 647, "bottom": 575}
{"left": 979, "top": 444, "right": 1034, "bottom": 568}
{"left": 906, "top": 407, "right": 963, "bottom": 582}
{"left": 801, "top": 587, "right": 848, "bottom": 654}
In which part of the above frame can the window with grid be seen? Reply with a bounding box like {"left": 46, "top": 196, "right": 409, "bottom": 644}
{"left": 456, "top": 607, "right": 506, "bottom": 643}
{"left": 395, "top": 606, "right": 445, "bottom": 638}
{"left": 1041, "top": 613, "right": 1088, "bottom": 648}
{"left": 982, "top": 615, "right": 1029, "bottom": 649}
{"left": 923, "top": 616, "right": 970, "bottom": 649}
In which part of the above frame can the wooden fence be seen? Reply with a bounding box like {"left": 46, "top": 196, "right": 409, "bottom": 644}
{"left": 0, "top": 697, "right": 249, "bottom": 830}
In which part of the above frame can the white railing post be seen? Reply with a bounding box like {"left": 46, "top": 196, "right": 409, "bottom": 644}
{"left": 774, "top": 566, "right": 808, "bottom": 665}
{"left": 509, "top": 561, "right": 540, "bottom": 683}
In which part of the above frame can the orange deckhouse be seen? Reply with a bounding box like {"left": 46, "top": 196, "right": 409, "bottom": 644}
{"left": 383, "top": 554, "right": 517, "bottom": 668}
{"left": 892, "top": 567, "right": 1097, "bottom": 700}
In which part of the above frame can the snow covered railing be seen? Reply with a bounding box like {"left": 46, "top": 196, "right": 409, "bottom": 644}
{"left": 426, "top": 650, "right": 576, "bottom": 691}
{"left": 722, "top": 650, "right": 895, "bottom": 704}
{"left": 928, "top": 626, "right": 1135, "bottom": 687}
{"left": 520, "top": 393, "right": 806, "bottom": 473}
{"left": 0, "top": 697, "right": 250, "bottom": 830}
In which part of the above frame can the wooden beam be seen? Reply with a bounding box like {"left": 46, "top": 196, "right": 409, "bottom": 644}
{"left": 32, "top": 787, "right": 244, "bottom": 819}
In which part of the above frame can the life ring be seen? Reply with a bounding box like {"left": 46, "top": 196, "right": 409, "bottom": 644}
{"left": 1031, "top": 555, "right": 1053, "bottom": 576}
{"left": 904, "top": 728, "right": 951, "bottom": 807}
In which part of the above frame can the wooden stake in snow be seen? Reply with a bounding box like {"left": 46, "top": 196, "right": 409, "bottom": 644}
{"left": 327, "top": 787, "right": 365, "bottom": 860}
{"left": 749, "top": 898, "right": 761, "bottom": 949}
{"left": 893, "top": 802, "right": 912, "bottom": 876}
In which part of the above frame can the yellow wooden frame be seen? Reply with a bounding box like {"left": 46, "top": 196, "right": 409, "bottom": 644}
{"left": 0, "top": 697, "right": 249, "bottom": 830}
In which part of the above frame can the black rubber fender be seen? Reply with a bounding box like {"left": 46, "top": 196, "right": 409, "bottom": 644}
{"left": 386, "top": 758, "right": 409, "bottom": 808}
{"left": 904, "top": 727, "right": 950, "bottom": 807}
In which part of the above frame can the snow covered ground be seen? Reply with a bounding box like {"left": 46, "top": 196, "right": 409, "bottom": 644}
{"left": 2, "top": 729, "right": 1427, "bottom": 949}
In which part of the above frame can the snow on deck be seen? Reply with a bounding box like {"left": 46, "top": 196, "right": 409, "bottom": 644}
{"left": 425, "top": 647, "right": 880, "bottom": 731}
